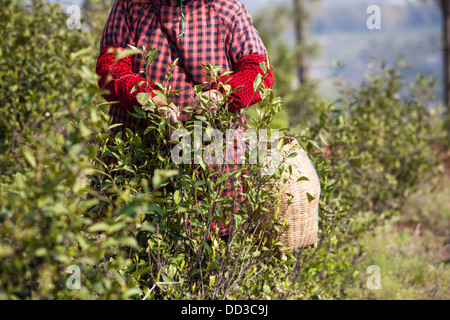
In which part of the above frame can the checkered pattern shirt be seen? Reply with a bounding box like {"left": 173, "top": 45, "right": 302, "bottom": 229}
{"left": 96, "top": 0, "right": 274, "bottom": 237}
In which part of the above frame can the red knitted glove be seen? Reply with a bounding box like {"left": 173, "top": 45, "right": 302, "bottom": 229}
{"left": 96, "top": 45, "right": 160, "bottom": 112}
{"left": 211, "top": 54, "right": 274, "bottom": 112}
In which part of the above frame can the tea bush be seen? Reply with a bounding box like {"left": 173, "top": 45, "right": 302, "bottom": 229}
{"left": 0, "top": 0, "right": 446, "bottom": 300}
{"left": 0, "top": 0, "right": 139, "bottom": 299}
{"left": 291, "top": 59, "right": 446, "bottom": 296}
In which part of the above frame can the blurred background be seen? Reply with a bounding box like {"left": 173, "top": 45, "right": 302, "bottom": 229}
{"left": 52, "top": 0, "right": 447, "bottom": 131}
{"left": 58, "top": 0, "right": 445, "bottom": 101}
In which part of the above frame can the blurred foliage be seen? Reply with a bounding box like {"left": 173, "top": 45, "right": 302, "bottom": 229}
{"left": 0, "top": 0, "right": 446, "bottom": 300}
{"left": 0, "top": 0, "right": 139, "bottom": 299}
{"left": 252, "top": 3, "right": 321, "bottom": 129}
{"left": 314, "top": 59, "right": 445, "bottom": 219}
{"left": 82, "top": 0, "right": 115, "bottom": 45}
{"left": 0, "top": 0, "right": 93, "bottom": 170}
{"left": 346, "top": 176, "right": 450, "bottom": 300}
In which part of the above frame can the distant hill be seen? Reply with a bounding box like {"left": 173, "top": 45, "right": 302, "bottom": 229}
{"left": 310, "top": 0, "right": 443, "bottom": 100}
{"left": 245, "top": 0, "right": 444, "bottom": 101}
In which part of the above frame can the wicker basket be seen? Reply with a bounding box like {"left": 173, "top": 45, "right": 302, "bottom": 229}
{"left": 264, "top": 136, "right": 320, "bottom": 251}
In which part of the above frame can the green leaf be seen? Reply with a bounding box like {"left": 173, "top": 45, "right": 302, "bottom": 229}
{"left": 220, "top": 70, "right": 234, "bottom": 77}
{"left": 69, "top": 143, "right": 83, "bottom": 157}
{"left": 194, "top": 115, "right": 207, "bottom": 122}
{"left": 253, "top": 73, "right": 262, "bottom": 93}
{"left": 152, "top": 169, "right": 178, "bottom": 188}
{"left": 193, "top": 84, "right": 203, "bottom": 94}
{"left": 140, "top": 222, "right": 157, "bottom": 233}
{"left": 97, "top": 100, "right": 120, "bottom": 108}
{"left": 307, "top": 140, "right": 323, "bottom": 152}
{"left": 195, "top": 180, "right": 206, "bottom": 187}
{"left": 263, "top": 284, "right": 270, "bottom": 294}
{"left": 35, "top": 248, "right": 47, "bottom": 257}
{"left": 209, "top": 275, "right": 216, "bottom": 288}
{"left": 124, "top": 288, "right": 141, "bottom": 299}
{"left": 136, "top": 92, "right": 153, "bottom": 105}
{"left": 107, "top": 123, "right": 124, "bottom": 131}
{"left": 307, "top": 192, "right": 315, "bottom": 202}
{"left": 22, "top": 146, "right": 36, "bottom": 168}
{"left": 287, "top": 152, "right": 298, "bottom": 159}
{"left": 119, "top": 237, "right": 139, "bottom": 249}
{"left": 154, "top": 81, "right": 165, "bottom": 91}
{"left": 319, "top": 134, "right": 329, "bottom": 146}
{"left": 146, "top": 47, "right": 158, "bottom": 69}
{"left": 147, "top": 203, "right": 163, "bottom": 214}
{"left": 0, "top": 245, "right": 14, "bottom": 258}
{"left": 259, "top": 61, "right": 267, "bottom": 74}
{"left": 216, "top": 172, "right": 233, "bottom": 186}
{"left": 118, "top": 202, "right": 142, "bottom": 216}
{"left": 116, "top": 46, "right": 141, "bottom": 60}
{"left": 88, "top": 222, "right": 110, "bottom": 233}
{"left": 133, "top": 105, "right": 145, "bottom": 115}
{"left": 131, "top": 81, "right": 145, "bottom": 94}
{"left": 174, "top": 190, "right": 182, "bottom": 205}
{"left": 152, "top": 90, "right": 166, "bottom": 101}
{"left": 204, "top": 241, "right": 211, "bottom": 253}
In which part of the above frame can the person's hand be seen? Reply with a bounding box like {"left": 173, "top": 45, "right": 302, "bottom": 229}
{"left": 188, "top": 89, "right": 224, "bottom": 119}
{"left": 152, "top": 95, "right": 180, "bottom": 126}
{"left": 151, "top": 96, "right": 180, "bottom": 137}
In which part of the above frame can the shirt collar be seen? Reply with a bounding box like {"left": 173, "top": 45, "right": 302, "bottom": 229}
{"left": 158, "top": 0, "right": 195, "bottom": 6}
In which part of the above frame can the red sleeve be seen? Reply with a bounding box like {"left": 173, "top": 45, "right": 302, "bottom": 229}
{"left": 96, "top": 45, "right": 160, "bottom": 112}
{"left": 211, "top": 53, "right": 274, "bottom": 112}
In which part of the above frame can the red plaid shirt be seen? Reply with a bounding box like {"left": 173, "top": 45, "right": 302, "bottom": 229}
{"left": 96, "top": 0, "right": 274, "bottom": 237}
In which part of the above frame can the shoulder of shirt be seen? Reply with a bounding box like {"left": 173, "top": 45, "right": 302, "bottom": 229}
{"left": 210, "top": 0, "right": 249, "bottom": 24}
{"left": 118, "top": 0, "right": 148, "bottom": 10}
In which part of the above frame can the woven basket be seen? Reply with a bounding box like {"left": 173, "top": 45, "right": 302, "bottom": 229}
{"left": 264, "top": 136, "right": 320, "bottom": 251}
